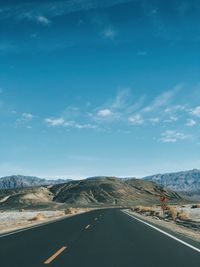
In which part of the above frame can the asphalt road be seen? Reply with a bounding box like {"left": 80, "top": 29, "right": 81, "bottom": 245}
{"left": 0, "top": 209, "right": 199, "bottom": 267}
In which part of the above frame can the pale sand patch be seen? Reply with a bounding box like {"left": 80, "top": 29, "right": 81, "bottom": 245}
{"left": 0, "top": 208, "right": 91, "bottom": 235}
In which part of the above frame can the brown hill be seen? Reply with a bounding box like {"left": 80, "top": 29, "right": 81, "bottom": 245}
{"left": 0, "top": 177, "right": 181, "bottom": 209}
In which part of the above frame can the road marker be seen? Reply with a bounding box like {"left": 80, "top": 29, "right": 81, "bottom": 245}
{"left": 85, "top": 224, "right": 90, "bottom": 229}
{"left": 122, "top": 210, "right": 200, "bottom": 253}
{"left": 44, "top": 246, "right": 67, "bottom": 264}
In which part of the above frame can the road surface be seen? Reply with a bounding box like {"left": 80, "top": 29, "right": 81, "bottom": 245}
{"left": 0, "top": 209, "right": 199, "bottom": 267}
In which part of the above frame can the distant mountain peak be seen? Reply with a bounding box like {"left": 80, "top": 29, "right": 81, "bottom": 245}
{"left": 144, "top": 169, "right": 200, "bottom": 193}
{"left": 0, "top": 175, "right": 72, "bottom": 189}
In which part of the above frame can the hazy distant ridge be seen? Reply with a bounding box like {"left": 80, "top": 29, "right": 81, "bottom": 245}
{"left": 0, "top": 175, "right": 71, "bottom": 189}
{"left": 144, "top": 169, "right": 200, "bottom": 192}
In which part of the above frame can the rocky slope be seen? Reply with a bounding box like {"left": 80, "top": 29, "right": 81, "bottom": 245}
{"left": 144, "top": 169, "right": 200, "bottom": 193}
{"left": 0, "top": 177, "right": 181, "bottom": 209}
{"left": 0, "top": 175, "right": 71, "bottom": 189}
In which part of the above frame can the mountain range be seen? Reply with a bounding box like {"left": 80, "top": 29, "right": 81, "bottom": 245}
{"left": 144, "top": 169, "right": 200, "bottom": 193}
{"left": 0, "top": 169, "right": 199, "bottom": 208}
{"left": 0, "top": 177, "right": 181, "bottom": 209}
{"left": 0, "top": 169, "right": 200, "bottom": 193}
{"left": 0, "top": 175, "right": 71, "bottom": 189}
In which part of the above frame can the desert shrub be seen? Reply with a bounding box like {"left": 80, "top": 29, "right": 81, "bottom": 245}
{"left": 19, "top": 209, "right": 25, "bottom": 212}
{"left": 134, "top": 205, "right": 154, "bottom": 214}
{"left": 58, "top": 211, "right": 65, "bottom": 216}
{"left": 167, "top": 206, "right": 178, "bottom": 221}
{"left": 130, "top": 207, "right": 135, "bottom": 212}
{"left": 191, "top": 204, "right": 200, "bottom": 209}
{"left": 178, "top": 211, "right": 189, "bottom": 221}
{"left": 65, "top": 208, "right": 78, "bottom": 215}
{"left": 29, "top": 213, "right": 45, "bottom": 221}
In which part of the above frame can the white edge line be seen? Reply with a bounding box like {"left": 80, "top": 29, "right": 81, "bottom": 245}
{"left": 122, "top": 210, "right": 200, "bottom": 253}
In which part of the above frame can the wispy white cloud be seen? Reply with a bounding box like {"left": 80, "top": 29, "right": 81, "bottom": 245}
{"left": 128, "top": 114, "right": 144, "bottom": 125}
{"left": 22, "top": 113, "right": 34, "bottom": 120}
{"left": 93, "top": 88, "right": 133, "bottom": 122}
{"left": 64, "top": 121, "right": 96, "bottom": 129}
{"left": 191, "top": 106, "right": 200, "bottom": 117}
{"left": 0, "top": 0, "right": 133, "bottom": 21}
{"left": 102, "top": 28, "right": 117, "bottom": 40}
{"left": 15, "top": 112, "right": 35, "bottom": 126}
{"left": 44, "top": 117, "right": 96, "bottom": 129}
{"left": 112, "top": 88, "right": 131, "bottom": 109}
{"left": 43, "top": 84, "right": 200, "bottom": 136}
{"left": 143, "top": 84, "right": 183, "bottom": 113}
{"left": 165, "top": 115, "right": 178, "bottom": 123}
{"left": 22, "top": 13, "right": 51, "bottom": 26}
{"left": 97, "top": 109, "right": 113, "bottom": 117}
{"left": 36, "top": 15, "right": 51, "bottom": 26}
{"left": 126, "top": 84, "right": 183, "bottom": 127}
{"left": 161, "top": 130, "right": 188, "bottom": 143}
{"left": 149, "top": 117, "right": 160, "bottom": 124}
{"left": 45, "top": 117, "right": 65, "bottom": 126}
{"left": 186, "top": 119, "right": 196, "bottom": 127}
{"left": 164, "top": 104, "right": 187, "bottom": 114}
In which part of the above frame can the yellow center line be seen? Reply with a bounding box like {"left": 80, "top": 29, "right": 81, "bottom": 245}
{"left": 44, "top": 246, "right": 67, "bottom": 264}
{"left": 85, "top": 224, "right": 90, "bottom": 229}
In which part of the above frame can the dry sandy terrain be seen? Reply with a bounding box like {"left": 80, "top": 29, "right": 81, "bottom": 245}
{"left": 126, "top": 204, "right": 200, "bottom": 242}
{"left": 0, "top": 208, "right": 90, "bottom": 234}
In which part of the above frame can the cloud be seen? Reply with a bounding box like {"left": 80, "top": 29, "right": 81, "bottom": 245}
{"left": 0, "top": 88, "right": 3, "bottom": 94}
{"left": 161, "top": 130, "right": 188, "bottom": 143}
{"left": 128, "top": 114, "right": 144, "bottom": 125}
{"left": 43, "top": 84, "right": 196, "bottom": 131}
{"left": 102, "top": 28, "right": 117, "bottom": 40}
{"left": 97, "top": 109, "right": 113, "bottom": 117}
{"left": 191, "top": 106, "right": 200, "bottom": 117}
{"left": 45, "top": 117, "right": 65, "bottom": 126}
{"left": 36, "top": 15, "right": 51, "bottom": 26}
{"left": 22, "top": 113, "right": 34, "bottom": 120}
{"left": 149, "top": 117, "right": 160, "bottom": 124}
{"left": 164, "top": 105, "right": 187, "bottom": 114}
{"left": 44, "top": 117, "right": 96, "bottom": 129}
{"left": 15, "top": 112, "right": 35, "bottom": 126}
{"left": 22, "top": 13, "right": 51, "bottom": 26}
{"left": 112, "top": 88, "right": 131, "bottom": 109}
{"left": 93, "top": 88, "right": 133, "bottom": 122}
{"left": 143, "top": 84, "right": 183, "bottom": 113}
{"left": 0, "top": 0, "right": 133, "bottom": 21}
{"left": 64, "top": 121, "right": 96, "bottom": 129}
{"left": 186, "top": 119, "right": 196, "bottom": 127}
{"left": 165, "top": 115, "right": 178, "bottom": 123}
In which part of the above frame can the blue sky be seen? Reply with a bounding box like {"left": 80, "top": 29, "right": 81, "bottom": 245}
{"left": 0, "top": 0, "right": 200, "bottom": 179}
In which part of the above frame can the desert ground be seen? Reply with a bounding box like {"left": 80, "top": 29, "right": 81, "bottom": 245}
{"left": 126, "top": 204, "right": 200, "bottom": 242}
{"left": 0, "top": 208, "right": 92, "bottom": 234}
